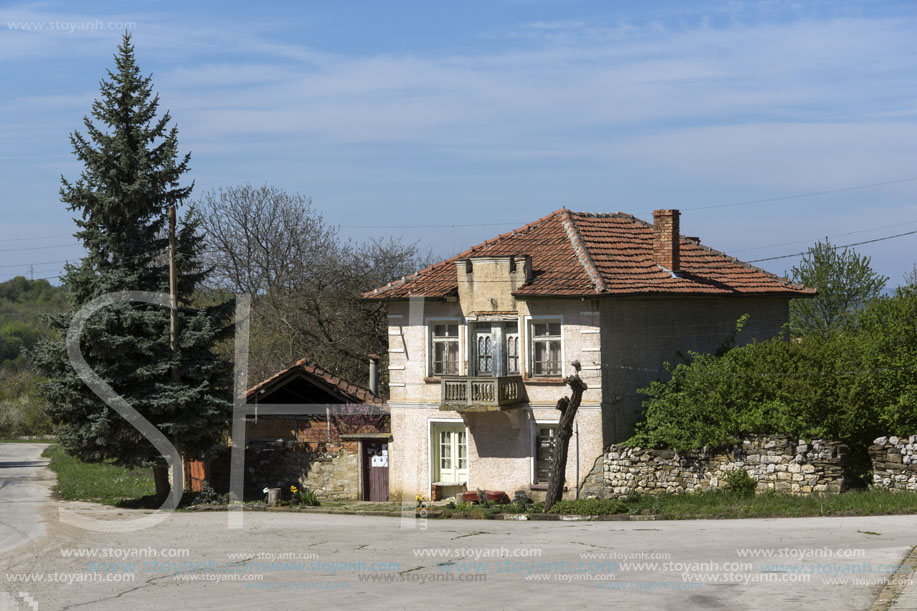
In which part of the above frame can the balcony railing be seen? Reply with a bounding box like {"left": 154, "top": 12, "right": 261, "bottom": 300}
{"left": 440, "top": 375, "right": 527, "bottom": 412}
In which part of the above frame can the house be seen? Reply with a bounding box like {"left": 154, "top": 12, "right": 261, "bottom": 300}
{"left": 363, "top": 208, "right": 814, "bottom": 502}
{"left": 234, "top": 357, "right": 390, "bottom": 501}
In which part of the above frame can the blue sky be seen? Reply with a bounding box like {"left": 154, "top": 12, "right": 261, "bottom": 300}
{"left": 2, "top": 0, "right": 917, "bottom": 285}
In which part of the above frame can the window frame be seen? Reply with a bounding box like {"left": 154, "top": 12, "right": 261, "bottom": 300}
{"left": 429, "top": 420, "right": 469, "bottom": 487}
{"left": 426, "top": 317, "right": 463, "bottom": 377}
{"left": 524, "top": 315, "right": 564, "bottom": 378}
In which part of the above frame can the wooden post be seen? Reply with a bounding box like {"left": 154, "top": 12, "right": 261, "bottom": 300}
{"left": 543, "top": 373, "right": 588, "bottom": 512}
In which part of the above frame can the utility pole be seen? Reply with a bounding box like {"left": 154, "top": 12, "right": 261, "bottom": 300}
{"left": 168, "top": 204, "right": 188, "bottom": 493}
{"left": 168, "top": 205, "right": 180, "bottom": 383}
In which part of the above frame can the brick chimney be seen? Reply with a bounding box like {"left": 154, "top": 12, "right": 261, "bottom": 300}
{"left": 653, "top": 209, "right": 680, "bottom": 272}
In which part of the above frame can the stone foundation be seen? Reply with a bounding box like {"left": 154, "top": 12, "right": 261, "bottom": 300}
{"left": 870, "top": 436, "right": 917, "bottom": 492}
{"left": 244, "top": 441, "right": 360, "bottom": 501}
{"left": 596, "top": 435, "right": 849, "bottom": 497}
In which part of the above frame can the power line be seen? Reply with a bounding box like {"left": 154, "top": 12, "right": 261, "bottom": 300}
{"left": 729, "top": 219, "right": 917, "bottom": 253}
{"left": 677, "top": 177, "right": 917, "bottom": 213}
{"left": 748, "top": 230, "right": 917, "bottom": 263}
{"left": 0, "top": 243, "right": 80, "bottom": 253}
{"left": 0, "top": 233, "right": 73, "bottom": 243}
{"left": 338, "top": 177, "right": 917, "bottom": 229}
{"left": 0, "top": 259, "right": 71, "bottom": 269}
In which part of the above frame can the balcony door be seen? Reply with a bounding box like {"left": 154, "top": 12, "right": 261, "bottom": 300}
{"left": 473, "top": 321, "right": 519, "bottom": 376}
{"left": 474, "top": 324, "right": 493, "bottom": 375}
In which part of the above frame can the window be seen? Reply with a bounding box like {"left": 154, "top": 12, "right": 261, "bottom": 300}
{"left": 534, "top": 424, "right": 556, "bottom": 484}
{"left": 474, "top": 322, "right": 492, "bottom": 375}
{"left": 531, "top": 320, "right": 562, "bottom": 376}
{"left": 431, "top": 322, "right": 459, "bottom": 375}
{"left": 433, "top": 425, "right": 468, "bottom": 484}
{"left": 505, "top": 322, "right": 520, "bottom": 374}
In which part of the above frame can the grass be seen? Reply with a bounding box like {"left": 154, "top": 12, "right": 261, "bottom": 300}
{"left": 436, "top": 489, "right": 917, "bottom": 520}
{"left": 0, "top": 437, "right": 57, "bottom": 443}
{"left": 42, "top": 444, "right": 156, "bottom": 506}
{"left": 556, "top": 490, "right": 917, "bottom": 519}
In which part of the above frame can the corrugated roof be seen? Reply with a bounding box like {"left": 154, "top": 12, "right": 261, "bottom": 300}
{"left": 363, "top": 209, "right": 814, "bottom": 299}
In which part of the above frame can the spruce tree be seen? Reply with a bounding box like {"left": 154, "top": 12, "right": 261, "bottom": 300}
{"left": 33, "top": 34, "right": 231, "bottom": 498}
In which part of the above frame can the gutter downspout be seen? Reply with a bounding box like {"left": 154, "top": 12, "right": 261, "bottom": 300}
{"left": 575, "top": 420, "right": 580, "bottom": 499}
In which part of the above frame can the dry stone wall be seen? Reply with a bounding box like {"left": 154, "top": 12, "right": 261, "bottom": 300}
{"left": 245, "top": 441, "right": 360, "bottom": 501}
{"left": 597, "top": 436, "right": 848, "bottom": 497}
{"left": 870, "top": 436, "right": 917, "bottom": 492}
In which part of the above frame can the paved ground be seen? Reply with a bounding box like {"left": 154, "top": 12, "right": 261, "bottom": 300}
{"left": 1, "top": 444, "right": 916, "bottom": 610}
{"left": 0, "top": 443, "right": 54, "bottom": 555}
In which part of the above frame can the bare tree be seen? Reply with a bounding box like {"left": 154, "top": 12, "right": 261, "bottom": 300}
{"left": 196, "top": 184, "right": 431, "bottom": 389}
{"left": 543, "top": 363, "right": 587, "bottom": 513}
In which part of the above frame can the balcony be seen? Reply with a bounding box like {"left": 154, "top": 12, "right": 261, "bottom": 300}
{"left": 440, "top": 375, "right": 528, "bottom": 412}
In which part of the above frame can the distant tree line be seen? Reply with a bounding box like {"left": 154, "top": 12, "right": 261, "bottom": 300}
{"left": 0, "top": 276, "right": 66, "bottom": 437}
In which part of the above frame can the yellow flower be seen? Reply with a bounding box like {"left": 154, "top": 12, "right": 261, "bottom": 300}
{"left": 290, "top": 485, "right": 298, "bottom": 494}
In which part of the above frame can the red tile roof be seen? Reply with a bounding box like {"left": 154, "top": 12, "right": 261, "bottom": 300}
{"left": 244, "top": 358, "right": 384, "bottom": 406}
{"left": 363, "top": 209, "right": 814, "bottom": 299}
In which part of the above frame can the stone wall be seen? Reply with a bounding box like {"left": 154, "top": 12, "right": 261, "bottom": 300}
{"left": 596, "top": 436, "right": 848, "bottom": 497}
{"left": 870, "top": 436, "right": 917, "bottom": 492}
{"left": 245, "top": 441, "right": 360, "bottom": 501}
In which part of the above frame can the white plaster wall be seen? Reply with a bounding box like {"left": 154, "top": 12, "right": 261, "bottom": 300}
{"left": 388, "top": 403, "right": 603, "bottom": 502}
{"left": 384, "top": 296, "right": 607, "bottom": 502}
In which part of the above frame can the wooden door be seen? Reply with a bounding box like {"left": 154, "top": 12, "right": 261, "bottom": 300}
{"left": 362, "top": 441, "right": 389, "bottom": 501}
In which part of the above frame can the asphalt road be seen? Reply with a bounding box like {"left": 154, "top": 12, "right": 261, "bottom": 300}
{"left": 0, "top": 443, "right": 53, "bottom": 555}
{"left": 1, "top": 445, "right": 916, "bottom": 610}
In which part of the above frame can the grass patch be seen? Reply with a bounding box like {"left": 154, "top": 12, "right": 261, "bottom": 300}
{"left": 438, "top": 489, "right": 917, "bottom": 520}
{"left": 42, "top": 445, "right": 156, "bottom": 506}
{"left": 547, "top": 498, "right": 628, "bottom": 515}
{"left": 542, "top": 489, "right": 917, "bottom": 519}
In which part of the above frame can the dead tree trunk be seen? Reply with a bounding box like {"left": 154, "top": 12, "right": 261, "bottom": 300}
{"left": 543, "top": 374, "right": 587, "bottom": 512}
{"left": 152, "top": 464, "right": 171, "bottom": 500}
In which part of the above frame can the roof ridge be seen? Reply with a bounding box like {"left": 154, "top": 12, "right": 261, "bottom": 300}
{"left": 562, "top": 211, "right": 607, "bottom": 293}
{"left": 362, "top": 208, "right": 568, "bottom": 298}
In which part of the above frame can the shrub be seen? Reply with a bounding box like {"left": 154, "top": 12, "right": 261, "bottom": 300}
{"left": 723, "top": 469, "right": 757, "bottom": 496}
{"left": 627, "top": 290, "right": 917, "bottom": 480}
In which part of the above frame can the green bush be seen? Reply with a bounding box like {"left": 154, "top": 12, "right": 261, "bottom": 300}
{"left": 723, "top": 469, "right": 757, "bottom": 496}
{"left": 628, "top": 289, "right": 917, "bottom": 479}
{"left": 546, "top": 498, "right": 627, "bottom": 515}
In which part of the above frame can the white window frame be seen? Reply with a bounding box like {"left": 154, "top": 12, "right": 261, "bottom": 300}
{"left": 426, "top": 317, "right": 463, "bottom": 377}
{"left": 524, "top": 315, "right": 565, "bottom": 378}
{"left": 531, "top": 420, "right": 559, "bottom": 485}
{"left": 428, "top": 419, "right": 469, "bottom": 488}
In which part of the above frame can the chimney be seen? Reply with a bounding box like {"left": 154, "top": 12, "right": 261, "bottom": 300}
{"left": 653, "top": 209, "right": 680, "bottom": 272}
{"left": 368, "top": 354, "right": 379, "bottom": 395}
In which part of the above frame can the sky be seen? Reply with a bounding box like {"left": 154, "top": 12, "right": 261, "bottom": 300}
{"left": 1, "top": 0, "right": 917, "bottom": 286}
